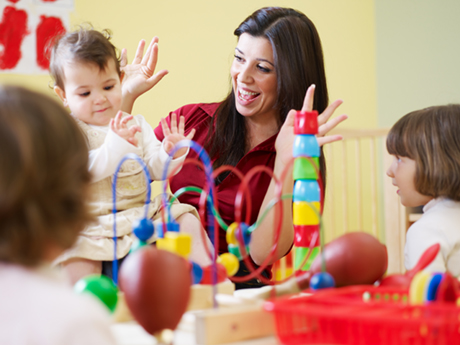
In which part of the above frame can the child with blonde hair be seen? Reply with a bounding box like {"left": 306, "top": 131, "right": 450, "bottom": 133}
{"left": 50, "top": 27, "right": 212, "bottom": 284}
{"left": 386, "top": 104, "right": 460, "bottom": 275}
{"left": 0, "top": 85, "right": 116, "bottom": 344}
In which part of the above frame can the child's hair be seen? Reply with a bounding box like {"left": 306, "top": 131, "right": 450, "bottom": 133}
{"left": 49, "top": 25, "right": 120, "bottom": 90}
{"left": 386, "top": 104, "right": 460, "bottom": 201}
{"left": 0, "top": 85, "right": 93, "bottom": 266}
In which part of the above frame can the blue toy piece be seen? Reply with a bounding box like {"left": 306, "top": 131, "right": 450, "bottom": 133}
{"left": 190, "top": 261, "right": 204, "bottom": 284}
{"left": 293, "top": 180, "right": 320, "bottom": 202}
{"left": 156, "top": 221, "right": 180, "bottom": 239}
{"left": 235, "top": 223, "right": 251, "bottom": 245}
{"left": 310, "top": 272, "right": 336, "bottom": 290}
{"left": 426, "top": 273, "right": 443, "bottom": 302}
{"left": 293, "top": 134, "right": 320, "bottom": 158}
{"left": 132, "top": 218, "right": 155, "bottom": 242}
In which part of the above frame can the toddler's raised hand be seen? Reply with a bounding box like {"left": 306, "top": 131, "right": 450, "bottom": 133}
{"left": 161, "top": 113, "right": 195, "bottom": 158}
{"left": 120, "top": 37, "right": 168, "bottom": 113}
{"left": 110, "top": 111, "right": 142, "bottom": 147}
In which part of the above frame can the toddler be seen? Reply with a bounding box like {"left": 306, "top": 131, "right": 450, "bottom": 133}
{"left": 386, "top": 104, "right": 460, "bottom": 276}
{"left": 50, "top": 27, "right": 212, "bottom": 284}
{"left": 0, "top": 85, "right": 116, "bottom": 344}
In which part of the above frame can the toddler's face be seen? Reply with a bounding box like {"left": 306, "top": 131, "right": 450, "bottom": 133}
{"left": 55, "top": 59, "right": 122, "bottom": 126}
{"left": 386, "top": 156, "right": 431, "bottom": 207}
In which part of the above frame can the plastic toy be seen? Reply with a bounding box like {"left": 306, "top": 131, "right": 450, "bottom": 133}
{"left": 292, "top": 110, "right": 322, "bottom": 272}
{"left": 242, "top": 231, "right": 388, "bottom": 300}
{"left": 74, "top": 274, "right": 118, "bottom": 313}
{"left": 81, "top": 110, "right": 413, "bottom": 343}
{"left": 379, "top": 243, "right": 440, "bottom": 288}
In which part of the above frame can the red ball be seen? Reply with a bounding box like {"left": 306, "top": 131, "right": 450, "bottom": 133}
{"left": 119, "top": 247, "right": 191, "bottom": 334}
{"left": 302, "top": 232, "right": 388, "bottom": 288}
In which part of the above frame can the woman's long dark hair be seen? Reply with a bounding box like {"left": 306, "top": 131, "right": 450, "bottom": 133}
{"left": 206, "top": 7, "right": 329, "bottom": 186}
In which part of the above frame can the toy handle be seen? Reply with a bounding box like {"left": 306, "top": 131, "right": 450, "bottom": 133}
{"left": 406, "top": 243, "right": 440, "bottom": 279}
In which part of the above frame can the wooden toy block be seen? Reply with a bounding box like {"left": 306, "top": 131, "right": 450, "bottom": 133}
{"left": 293, "top": 157, "right": 320, "bottom": 180}
{"left": 294, "top": 224, "right": 320, "bottom": 247}
{"left": 156, "top": 232, "right": 192, "bottom": 258}
{"left": 293, "top": 201, "right": 321, "bottom": 225}
{"left": 293, "top": 179, "right": 320, "bottom": 202}
{"left": 183, "top": 303, "right": 275, "bottom": 345}
{"left": 187, "top": 280, "right": 235, "bottom": 311}
{"left": 112, "top": 292, "right": 133, "bottom": 323}
{"left": 294, "top": 110, "right": 318, "bottom": 134}
{"left": 293, "top": 134, "right": 320, "bottom": 157}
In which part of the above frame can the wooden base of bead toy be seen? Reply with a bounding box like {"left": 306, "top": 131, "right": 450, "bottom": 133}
{"left": 113, "top": 281, "right": 278, "bottom": 345}
{"left": 178, "top": 302, "right": 275, "bottom": 345}
{"left": 187, "top": 280, "right": 235, "bottom": 311}
{"left": 113, "top": 281, "right": 236, "bottom": 323}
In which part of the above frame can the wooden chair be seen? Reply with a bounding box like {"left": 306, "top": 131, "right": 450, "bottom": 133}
{"left": 273, "top": 128, "right": 407, "bottom": 281}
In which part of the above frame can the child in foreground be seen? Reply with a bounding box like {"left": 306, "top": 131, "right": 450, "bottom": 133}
{"left": 386, "top": 104, "right": 460, "bottom": 275}
{"left": 0, "top": 85, "right": 116, "bottom": 344}
{"left": 50, "top": 27, "right": 212, "bottom": 284}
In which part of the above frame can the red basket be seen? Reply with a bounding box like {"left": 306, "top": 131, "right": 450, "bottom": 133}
{"left": 264, "top": 285, "right": 460, "bottom": 345}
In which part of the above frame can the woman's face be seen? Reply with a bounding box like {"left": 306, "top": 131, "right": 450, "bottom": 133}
{"left": 231, "top": 33, "right": 278, "bottom": 122}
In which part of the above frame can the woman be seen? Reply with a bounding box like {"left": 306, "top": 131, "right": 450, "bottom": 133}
{"left": 121, "top": 7, "right": 347, "bottom": 288}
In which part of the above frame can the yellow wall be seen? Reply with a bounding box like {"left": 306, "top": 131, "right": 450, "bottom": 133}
{"left": 375, "top": 0, "right": 460, "bottom": 127}
{"left": 0, "top": 1, "right": 378, "bottom": 236}
{"left": 0, "top": 0, "right": 377, "bottom": 131}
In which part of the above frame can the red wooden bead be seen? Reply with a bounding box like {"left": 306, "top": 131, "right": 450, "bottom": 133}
{"left": 294, "top": 110, "right": 318, "bottom": 135}
{"left": 294, "top": 224, "right": 320, "bottom": 247}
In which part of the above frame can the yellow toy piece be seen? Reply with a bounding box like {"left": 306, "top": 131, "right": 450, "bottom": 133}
{"left": 226, "top": 222, "right": 239, "bottom": 245}
{"left": 409, "top": 271, "right": 431, "bottom": 305}
{"left": 156, "top": 232, "right": 192, "bottom": 259}
{"left": 293, "top": 201, "right": 320, "bottom": 225}
{"left": 217, "top": 253, "right": 240, "bottom": 276}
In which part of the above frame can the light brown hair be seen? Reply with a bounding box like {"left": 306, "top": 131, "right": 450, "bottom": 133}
{"left": 49, "top": 25, "right": 120, "bottom": 90}
{"left": 386, "top": 104, "right": 460, "bottom": 201}
{"left": 0, "top": 86, "right": 93, "bottom": 266}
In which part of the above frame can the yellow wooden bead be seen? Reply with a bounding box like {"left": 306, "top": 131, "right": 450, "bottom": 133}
{"left": 217, "top": 253, "right": 240, "bottom": 276}
{"left": 226, "top": 222, "right": 239, "bottom": 245}
{"left": 293, "top": 201, "right": 321, "bottom": 225}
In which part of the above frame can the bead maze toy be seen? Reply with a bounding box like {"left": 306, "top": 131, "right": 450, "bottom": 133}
{"left": 75, "top": 110, "right": 453, "bottom": 345}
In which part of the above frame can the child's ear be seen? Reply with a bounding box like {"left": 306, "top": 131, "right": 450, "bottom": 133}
{"left": 119, "top": 71, "right": 125, "bottom": 83}
{"left": 54, "top": 86, "right": 68, "bottom": 107}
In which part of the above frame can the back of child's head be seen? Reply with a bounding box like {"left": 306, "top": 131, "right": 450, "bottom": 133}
{"left": 50, "top": 25, "right": 120, "bottom": 90}
{"left": 0, "top": 85, "right": 93, "bottom": 266}
{"left": 387, "top": 104, "right": 460, "bottom": 201}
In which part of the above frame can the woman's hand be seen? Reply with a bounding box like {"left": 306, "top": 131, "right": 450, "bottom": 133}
{"left": 120, "top": 37, "right": 169, "bottom": 113}
{"left": 275, "top": 84, "right": 348, "bottom": 165}
{"left": 110, "top": 111, "right": 142, "bottom": 147}
{"left": 161, "top": 113, "right": 196, "bottom": 158}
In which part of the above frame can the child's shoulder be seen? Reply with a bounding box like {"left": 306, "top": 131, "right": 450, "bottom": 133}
{"left": 0, "top": 263, "right": 114, "bottom": 342}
